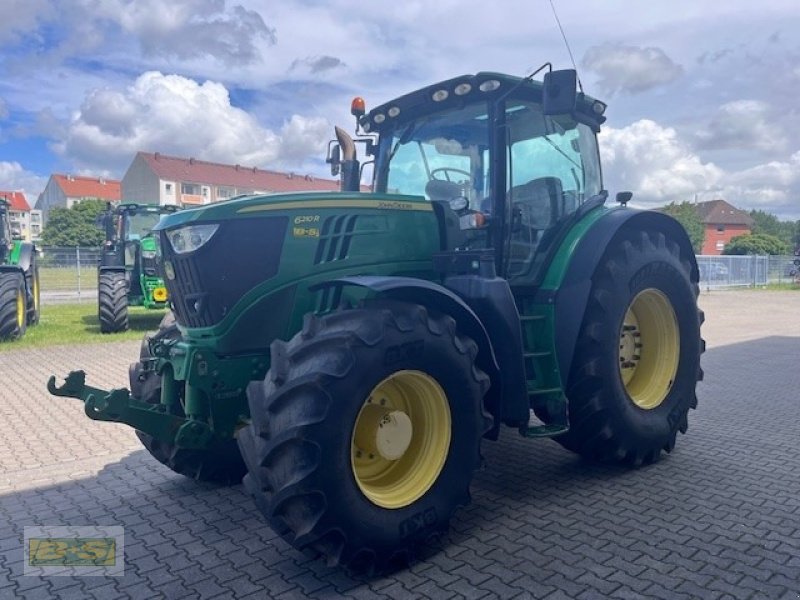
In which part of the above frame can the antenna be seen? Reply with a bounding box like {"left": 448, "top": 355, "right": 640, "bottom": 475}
{"left": 548, "top": 0, "right": 583, "bottom": 93}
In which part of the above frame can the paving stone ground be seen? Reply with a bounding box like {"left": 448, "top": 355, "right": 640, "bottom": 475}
{"left": 0, "top": 289, "right": 798, "bottom": 599}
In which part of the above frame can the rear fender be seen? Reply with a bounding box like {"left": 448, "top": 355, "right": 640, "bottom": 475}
{"left": 549, "top": 208, "right": 698, "bottom": 380}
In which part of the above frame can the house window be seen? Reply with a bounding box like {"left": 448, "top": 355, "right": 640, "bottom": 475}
{"left": 181, "top": 183, "right": 201, "bottom": 195}
{"left": 716, "top": 225, "right": 725, "bottom": 232}
{"left": 716, "top": 241, "right": 725, "bottom": 251}
{"left": 217, "top": 186, "right": 234, "bottom": 199}
{"left": 165, "top": 183, "right": 173, "bottom": 194}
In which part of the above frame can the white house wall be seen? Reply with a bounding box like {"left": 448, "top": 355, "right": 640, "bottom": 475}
{"left": 121, "top": 154, "right": 161, "bottom": 204}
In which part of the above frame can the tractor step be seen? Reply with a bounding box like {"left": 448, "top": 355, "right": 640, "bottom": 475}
{"left": 519, "top": 423, "right": 569, "bottom": 438}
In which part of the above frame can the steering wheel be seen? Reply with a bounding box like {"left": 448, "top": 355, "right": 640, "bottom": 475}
{"left": 430, "top": 167, "right": 471, "bottom": 182}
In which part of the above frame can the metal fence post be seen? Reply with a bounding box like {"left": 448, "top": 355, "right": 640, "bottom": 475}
{"left": 77, "top": 246, "right": 81, "bottom": 301}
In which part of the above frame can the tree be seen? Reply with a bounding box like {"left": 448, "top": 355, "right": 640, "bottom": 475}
{"left": 749, "top": 209, "right": 794, "bottom": 245}
{"left": 660, "top": 202, "right": 705, "bottom": 253}
{"left": 722, "top": 233, "right": 790, "bottom": 256}
{"left": 41, "top": 199, "right": 107, "bottom": 247}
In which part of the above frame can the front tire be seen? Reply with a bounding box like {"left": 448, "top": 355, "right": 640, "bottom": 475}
{"left": 98, "top": 271, "right": 129, "bottom": 333}
{"left": 556, "top": 230, "right": 704, "bottom": 466}
{"left": 238, "top": 301, "right": 490, "bottom": 571}
{"left": 0, "top": 272, "right": 27, "bottom": 341}
{"left": 130, "top": 312, "right": 247, "bottom": 485}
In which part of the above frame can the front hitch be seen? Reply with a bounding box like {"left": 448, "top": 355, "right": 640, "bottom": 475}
{"left": 47, "top": 370, "right": 197, "bottom": 447}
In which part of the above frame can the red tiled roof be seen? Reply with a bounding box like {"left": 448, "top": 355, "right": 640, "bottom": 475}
{"left": 0, "top": 191, "right": 30, "bottom": 212}
{"left": 53, "top": 174, "right": 121, "bottom": 200}
{"left": 138, "top": 152, "right": 343, "bottom": 193}
{"left": 695, "top": 199, "right": 754, "bottom": 227}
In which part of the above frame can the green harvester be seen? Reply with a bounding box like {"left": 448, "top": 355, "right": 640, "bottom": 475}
{"left": 0, "top": 197, "right": 40, "bottom": 341}
{"left": 50, "top": 69, "right": 704, "bottom": 570}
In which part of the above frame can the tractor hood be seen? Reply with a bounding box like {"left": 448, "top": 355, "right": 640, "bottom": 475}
{"left": 155, "top": 191, "right": 441, "bottom": 344}
{"left": 152, "top": 191, "right": 433, "bottom": 230}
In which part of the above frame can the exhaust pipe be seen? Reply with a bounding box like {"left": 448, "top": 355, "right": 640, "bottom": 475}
{"left": 335, "top": 126, "right": 361, "bottom": 192}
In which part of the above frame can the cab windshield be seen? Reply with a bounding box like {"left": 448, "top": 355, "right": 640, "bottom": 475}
{"left": 123, "top": 211, "right": 162, "bottom": 241}
{"left": 377, "top": 103, "right": 490, "bottom": 211}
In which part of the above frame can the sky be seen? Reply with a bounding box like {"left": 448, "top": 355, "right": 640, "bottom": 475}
{"left": 1, "top": 0, "right": 799, "bottom": 219}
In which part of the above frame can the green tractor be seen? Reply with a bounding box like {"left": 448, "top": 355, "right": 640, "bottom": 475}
{"left": 0, "top": 197, "right": 40, "bottom": 341}
{"left": 50, "top": 68, "right": 703, "bottom": 570}
{"left": 97, "top": 203, "right": 177, "bottom": 333}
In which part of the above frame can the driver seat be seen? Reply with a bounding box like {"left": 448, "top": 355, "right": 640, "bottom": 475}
{"left": 425, "top": 179, "right": 465, "bottom": 201}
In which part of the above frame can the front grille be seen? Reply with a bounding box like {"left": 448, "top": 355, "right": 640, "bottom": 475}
{"left": 163, "top": 217, "right": 288, "bottom": 328}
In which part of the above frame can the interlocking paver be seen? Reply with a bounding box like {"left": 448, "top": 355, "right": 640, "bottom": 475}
{"left": 1, "top": 290, "right": 799, "bottom": 599}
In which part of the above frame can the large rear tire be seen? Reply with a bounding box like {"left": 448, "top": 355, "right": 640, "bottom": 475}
{"left": 238, "top": 301, "right": 490, "bottom": 571}
{"left": 0, "top": 272, "right": 27, "bottom": 341}
{"left": 130, "top": 312, "right": 247, "bottom": 485}
{"left": 98, "top": 271, "right": 129, "bottom": 333}
{"left": 555, "top": 230, "right": 704, "bottom": 466}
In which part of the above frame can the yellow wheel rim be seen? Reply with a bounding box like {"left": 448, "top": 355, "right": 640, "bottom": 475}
{"left": 619, "top": 288, "right": 680, "bottom": 410}
{"left": 351, "top": 370, "right": 451, "bottom": 509}
{"left": 16, "top": 288, "right": 24, "bottom": 329}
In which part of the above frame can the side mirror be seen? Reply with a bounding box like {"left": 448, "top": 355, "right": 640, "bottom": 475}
{"left": 543, "top": 69, "right": 577, "bottom": 116}
{"left": 326, "top": 144, "right": 341, "bottom": 177}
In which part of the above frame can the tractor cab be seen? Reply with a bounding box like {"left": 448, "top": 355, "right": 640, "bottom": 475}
{"left": 330, "top": 68, "right": 607, "bottom": 283}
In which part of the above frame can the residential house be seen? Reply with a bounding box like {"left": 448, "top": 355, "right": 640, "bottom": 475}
{"left": 35, "top": 174, "right": 121, "bottom": 221}
{"left": 0, "top": 191, "right": 43, "bottom": 242}
{"left": 121, "top": 152, "right": 343, "bottom": 207}
{"left": 695, "top": 199, "right": 754, "bottom": 255}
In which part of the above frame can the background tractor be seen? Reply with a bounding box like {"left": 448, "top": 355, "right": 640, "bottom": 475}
{"left": 50, "top": 68, "right": 704, "bottom": 571}
{"left": 0, "top": 198, "right": 40, "bottom": 341}
{"left": 97, "top": 202, "right": 177, "bottom": 333}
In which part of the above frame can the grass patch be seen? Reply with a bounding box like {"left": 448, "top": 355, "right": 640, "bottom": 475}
{"left": 0, "top": 302, "right": 165, "bottom": 352}
{"left": 750, "top": 283, "right": 800, "bottom": 291}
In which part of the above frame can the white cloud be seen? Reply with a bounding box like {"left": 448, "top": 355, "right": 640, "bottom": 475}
{"left": 582, "top": 44, "right": 683, "bottom": 95}
{"left": 0, "top": 161, "right": 48, "bottom": 204}
{"left": 601, "top": 119, "right": 800, "bottom": 219}
{"left": 55, "top": 72, "right": 331, "bottom": 172}
{"left": 0, "top": 0, "right": 51, "bottom": 40}
{"left": 600, "top": 119, "right": 723, "bottom": 206}
{"left": 695, "top": 100, "right": 786, "bottom": 153}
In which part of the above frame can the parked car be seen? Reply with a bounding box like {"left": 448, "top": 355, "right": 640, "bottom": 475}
{"left": 699, "top": 261, "right": 729, "bottom": 280}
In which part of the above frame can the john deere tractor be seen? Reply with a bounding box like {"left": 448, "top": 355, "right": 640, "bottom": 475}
{"left": 0, "top": 198, "right": 40, "bottom": 341}
{"left": 97, "top": 203, "right": 177, "bottom": 333}
{"left": 50, "top": 68, "right": 703, "bottom": 570}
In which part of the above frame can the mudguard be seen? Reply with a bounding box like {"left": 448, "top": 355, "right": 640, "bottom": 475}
{"left": 549, "top": 208, "right": 698, "bottom": 381}
{"left": 311, "top": 276, "right": 504, "bottom": 423}
{"left": 14, "top": 243, "right": 36, "bottom": 274}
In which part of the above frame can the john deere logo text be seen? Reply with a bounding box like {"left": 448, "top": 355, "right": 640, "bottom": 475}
{"left": 377, "top": 201, "right": 414, "bottom": 210}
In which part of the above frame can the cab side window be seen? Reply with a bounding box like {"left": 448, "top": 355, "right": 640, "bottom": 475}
{"left": 505, "top": 102, "right": 600, "bottom": 279}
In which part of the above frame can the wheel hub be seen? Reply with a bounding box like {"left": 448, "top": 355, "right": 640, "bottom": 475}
{"left": 350, "top": 370, "right": 452, "bottom": 509}
{"left": 618, "top": 288, "right": 680, "bottom": 410}
{"left": 353, "top": 405, "right": 413, "bottom": 461}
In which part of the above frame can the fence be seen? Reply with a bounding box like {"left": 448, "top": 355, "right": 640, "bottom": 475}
{"left": 33, "top": 247, "right": 799, "bottom": 304}
{"left": 38, "top": 246, "right": 102, "bottom": 303}
{"left": 696, "top": 254, "right": 799, "bottom": 289}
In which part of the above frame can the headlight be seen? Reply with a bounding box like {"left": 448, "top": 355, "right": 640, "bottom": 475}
{"left": 141, "top": 250, "right": 157, "bottom": 259}
{"left": 167, "top": 224, "right": 219, "bottom": 254}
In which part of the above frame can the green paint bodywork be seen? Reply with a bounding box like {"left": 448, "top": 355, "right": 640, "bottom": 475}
{"left": 8, "top": 241, "right": 22, "bottom": 266}
{"left": 49, "top": 192, "right": 608, "bottom": 447}
{"left": 136, "top": 236, "right": 168, "bottom": 310}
